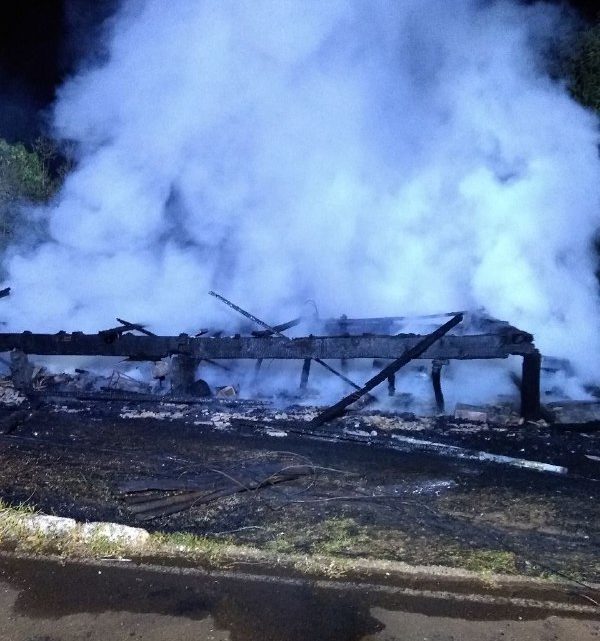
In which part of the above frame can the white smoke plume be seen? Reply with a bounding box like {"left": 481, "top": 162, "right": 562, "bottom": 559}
{"left": 2, "top": 0, "right": 600, "bottom": 386}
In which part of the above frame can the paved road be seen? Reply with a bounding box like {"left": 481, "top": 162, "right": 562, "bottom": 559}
{"left": 0, "top": 555, "right": 598, "bottom": 641}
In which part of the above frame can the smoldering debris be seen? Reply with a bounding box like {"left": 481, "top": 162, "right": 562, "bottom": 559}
{"left": 3, "top": 1, "right": 600, "bottom": 394}
{"left": 312, "top": 313, "right": 464, "bottom": 425}
{"left": 0, "top": 302, "right": 547, "bottom": 420}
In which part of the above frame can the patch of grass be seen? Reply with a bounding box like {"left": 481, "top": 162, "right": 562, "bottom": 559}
{"left": 81, "top": 533, "right": 130, "bottom": 558}
{"left": 0, "top": 498, "right": 36, "bottom": 516}
{"left": 149, "top": 531, "right": 234, "bottom": 563}
{"left": 267, "top": 536, "right": 297, "bottom": 555}
{"left": 437, "top": 546, "right": 518, "bottom": 575}
{"left": 0, "top": 503, "right": 576, "bottom": 582}
{"left": 0, "top": 499, "right": 36, "bottom": 543}
{"left": 0, "top": 499, "right": 62, "bottom": 555}
{"left": 264, "top": 517, "right": 371, "bottom": 558}
{"left": 314, "top": 518, "right": 370, "bottom": 556}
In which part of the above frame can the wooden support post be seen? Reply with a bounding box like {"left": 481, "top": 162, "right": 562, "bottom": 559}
{"left": 340, "top": 314, "right": 349, "bottom": 376}
{"left": 387, "top": 373, "right": 395, "bottom": 396}
{"left": 431, "top": 359, "right": 446, "bottom": 413}
{"left": 300, "top": 358, "right": 311, "bottom": 390}
{"left": 252, "top": 358, "right": 263, "bottom": 387}
{"left": 521, "top": 350, "right": 541, "bottom": 420}
{"left": 171, "top": 355, "right": 198, "bottom": 394}
{"left": 9, "top": 349, "right": 33, "bottom": 390}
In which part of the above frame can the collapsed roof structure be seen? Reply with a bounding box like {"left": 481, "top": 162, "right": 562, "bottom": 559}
{"left": 0, "top": 291, "right": 542, "bottom": 421}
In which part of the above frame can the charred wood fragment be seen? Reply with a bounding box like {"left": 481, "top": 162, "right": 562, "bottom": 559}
{"left": 252, "top": 317, "right": 301, "bottom": 336}
{"left": 387, "top": 373, "right": 396, "bottom": 397}
{"left": 115, "top": 318, "right": 156, "bottom": 337}
{"left": 171, "top": 354, "right": 198, "bottom": 394}
{"left": 119, "top": 462, "right": 313, "bottom": 520}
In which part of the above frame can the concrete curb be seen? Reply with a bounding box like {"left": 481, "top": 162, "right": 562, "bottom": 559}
{"left": 2, "top": 510, "right": 600, "bottom": 609}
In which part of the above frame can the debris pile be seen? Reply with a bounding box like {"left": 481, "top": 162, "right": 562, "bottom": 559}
{"left": 0, "top": 292, "right": 545, "bottom": 421}
{"left": 117, "top": 458, "right": 314, "bottom": 520}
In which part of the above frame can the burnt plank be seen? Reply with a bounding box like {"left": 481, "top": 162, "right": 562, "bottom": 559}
{"left": 0, "top": 332, "right": 535, "bottom": 360}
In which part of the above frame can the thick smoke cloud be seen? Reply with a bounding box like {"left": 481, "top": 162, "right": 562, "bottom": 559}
{"left": 2, "top": 0, "right": 600, "bottom": 383}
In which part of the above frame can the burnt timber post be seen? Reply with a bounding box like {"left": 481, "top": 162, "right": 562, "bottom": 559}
{"left": 300, "top": 358, "right": 311, "bottom": 390}
{"left": 521, "top": 350, "right": 541, "bottom": 420}
{"left": 387, "top": 373, "right": 395, "bottom": 396}
{"left": 431, "top": 359, "right": 446, "bottom": 413}
{"left": 252, "top": 358, "right": 263, "bottom": 387}
{"left": 10, "top": 349, "right": 33, "bottom": 390}
{"left": 171, "top": 355, "right": 198, "bottom": 394}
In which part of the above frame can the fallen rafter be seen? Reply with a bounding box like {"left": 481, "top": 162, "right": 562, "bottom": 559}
{"left": 313, "top": 314, "right": 463, "bottom": 425}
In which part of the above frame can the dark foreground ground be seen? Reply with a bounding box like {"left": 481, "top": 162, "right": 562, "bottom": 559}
{"left": 0, "top": 397, "right": 599, "bottom": 583}
{"left": 1, "top": 553, "right": 600, "bottom": 641}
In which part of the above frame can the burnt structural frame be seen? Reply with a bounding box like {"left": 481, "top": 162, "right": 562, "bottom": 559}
{"left": 0, "top": 318, "right": 541, "bottom": 419}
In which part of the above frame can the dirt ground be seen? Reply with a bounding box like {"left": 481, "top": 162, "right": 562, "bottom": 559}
{"left": 0, "top": 397, "right": 599, "bottom": 584}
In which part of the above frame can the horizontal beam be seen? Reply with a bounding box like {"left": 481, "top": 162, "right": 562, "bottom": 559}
{"left": 0, "top": 331, "right": 536, "bottom": 361}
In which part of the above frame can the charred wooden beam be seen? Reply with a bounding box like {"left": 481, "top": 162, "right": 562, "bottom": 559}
{"left": 0, "top": 331, "right": 537, "bottom": 361}
{"left": 320, "top": 311, "right": 467, "bottom": 335}
{"left": 120, "top": 463, "right": 313, "bottom": 520}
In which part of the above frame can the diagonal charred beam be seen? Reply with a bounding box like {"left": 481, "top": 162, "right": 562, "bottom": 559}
{"left": 313, "top": 314, "right": 464, "bottom": 425}
{"left": 209, "top": 290, "right": 368, "bottom": 393}
{"left": 252, "top": 317, "right": 301, "bottom": 336}
{"left": 116, "top": 318, "right": 156, "bottom": 337}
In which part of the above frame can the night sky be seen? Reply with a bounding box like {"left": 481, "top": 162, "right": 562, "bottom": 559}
{"left": 0, "top": 0, "right": 597, "bottom": 144}
{"left": 0, "top": 0, "right": 117, "bottom": 143}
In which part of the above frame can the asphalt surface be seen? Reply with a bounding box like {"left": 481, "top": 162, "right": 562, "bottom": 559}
{"left": 1, "top": 555, "right": 599, "bottom": 641}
